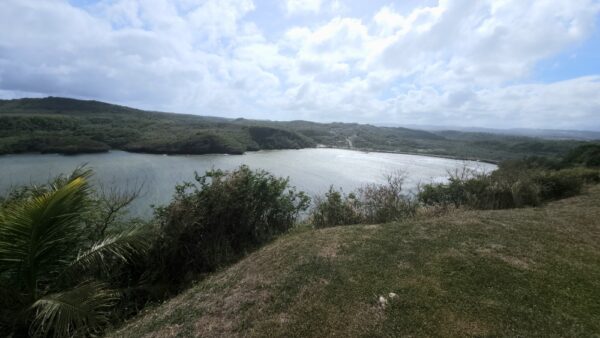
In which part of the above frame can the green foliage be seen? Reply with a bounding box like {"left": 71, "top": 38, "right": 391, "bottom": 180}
{"left": 561, "top": 143, "right": 600, "bottom": 167}
{"left": 311, "top": 187, "right": 362, "bottom": 228}
{"left": 534, "top": 167, "right": 600, "bottom": 200}
{"left": 0, "top": 169, "right": 150, "bottom": 337}
{"left": 418, "top": 162, "right": 600, "bottom": 210}
{"left": 30, "top": 281, "right": 119, "bottom": 338}
{"left": 247, "top": 126, "right": 315, "bottom": 149}
{"left": 0, "top": 97, "right": 587, "bottom": 161}
{"left": 311, "top": 173, "right": 417, "bottom": 228}
{"left": 497, "top": 156, "right": 561, "bottom": 171}
{"left": 358, "top": 173, "right": 417, "bottom": 223}
{"left": 109, "top": 186, "right": 600, "bottom": 337}
{"left": 147, "top": 165, "right": 310, "bottom": 288}
{"left": 418, "top": 170, "right": 542, "bottom": 210}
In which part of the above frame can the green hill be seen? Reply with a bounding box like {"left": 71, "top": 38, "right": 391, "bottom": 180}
{"left": 0, "top": 97, "right": 589, "bottom": 161}
{"left": 109, "top": 186, "right": 600, "bottom": 337}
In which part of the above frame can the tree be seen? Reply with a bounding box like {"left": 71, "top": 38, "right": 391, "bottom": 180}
{"left": 0, "top": 169, "right": 149, "bottom": 337}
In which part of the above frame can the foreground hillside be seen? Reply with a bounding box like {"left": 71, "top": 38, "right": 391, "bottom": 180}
{"left": 0, "top": 97, "right": 586, "bottom": 161}
{"left": 110, "top": 186, "right": 600, "bottom": 337}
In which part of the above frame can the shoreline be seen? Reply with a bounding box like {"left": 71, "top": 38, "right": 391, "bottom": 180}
{"left": 0, "top": 146, "right": 500, "bottom": 164}
{"left": 316, "top": 146, "right": 500, "bottom": 165}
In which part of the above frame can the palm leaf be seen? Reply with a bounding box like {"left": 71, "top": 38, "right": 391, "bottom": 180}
{"left": 0, "top": 173, "right": 91, "bottom": 295}
{"left": 29, "top": 281, "right": 119, "bottom": 338}
{"left": 61, "top": 228, "right": 151, "bottom": 280}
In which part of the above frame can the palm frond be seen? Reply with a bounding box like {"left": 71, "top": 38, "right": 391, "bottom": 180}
{"left": 61, "top": 228, "right": 151, "bottom": 279}
{"left": 29, "top": 281, "right": 119, "bottom": 338}
{"left": 0, "top": 175, "right": 91, "bottom": 292}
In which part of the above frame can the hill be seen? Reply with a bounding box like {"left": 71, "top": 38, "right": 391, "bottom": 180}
{"left": 399, "top": 124, "right": 600, "bottom": 141}
{"left": 109, "top": 186, "right": 600, "bottom": 337}
{"left": 0, "top": 97, "right": 590, "bottom": 162}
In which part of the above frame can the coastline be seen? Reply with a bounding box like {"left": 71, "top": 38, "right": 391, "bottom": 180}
{"left": 0, "top": 145, "right": 500, "bottom": 165}
{"left": 0, "top": 145, "right": 501, "bottom": 164}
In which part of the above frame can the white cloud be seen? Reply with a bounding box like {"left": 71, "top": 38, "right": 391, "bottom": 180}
{"left": 285, "top": 0, "right": 323, "bottom": 15}
{"left": 367, "top": 0, "right": 599, "bottom": 85}
{"left": 0, "top": 0, "right": 599, "bottom": 129}
{"left": 387, "top": 76, "right": 600, "bottom": 129}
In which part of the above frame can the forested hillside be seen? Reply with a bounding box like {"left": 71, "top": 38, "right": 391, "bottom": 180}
{"left": 0, "top": 97, "right": 592, "bottom": 161}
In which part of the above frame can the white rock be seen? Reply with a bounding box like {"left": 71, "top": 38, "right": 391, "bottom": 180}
{"left": 378, "top": 295, "right": 388, "bottom": 308}
{"left": 388, "top": 292, "right": 398, "bottom": 299}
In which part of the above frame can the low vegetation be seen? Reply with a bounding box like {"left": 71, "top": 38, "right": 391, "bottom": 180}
{"left": 1, "top": 144, "right": 599, "bottom": 337}
{"left": 145, "top": 166, "right": 310, "bottom": 290}
{"left": 0, "top": 169, "right": 149, "bottom": 337}
{"left": 309, "top": 145, "right": 600, "bottom": 227}
{"left": 0, "top": 97, "right": 592, "bottom": 162}
{"left": 311, "top": 172, "right": 417, "bottom": 228}
{"left": 109, "top": 185, "right": 600, "bottom": 337}
{"left": 418, "top": 151, "right": 600, "bottom": 210}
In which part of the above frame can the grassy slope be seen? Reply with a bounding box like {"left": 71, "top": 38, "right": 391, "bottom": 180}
{"left": 110, "top": 186, "right": 600, "bottom": 337}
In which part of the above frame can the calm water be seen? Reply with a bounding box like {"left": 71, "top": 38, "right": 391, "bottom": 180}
{"left": 0, "top": 149, "right": 496, "bottom": 218}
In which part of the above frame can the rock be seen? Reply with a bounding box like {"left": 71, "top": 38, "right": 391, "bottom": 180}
{"left": 388, "top": 292, "right": 398, "bottom": 299}
{"left": 378, "top": 296, "right": 388, "bottom": 308}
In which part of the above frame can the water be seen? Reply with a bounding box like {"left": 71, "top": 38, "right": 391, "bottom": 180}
{"left": 0, "top": 149, "right": 496, "bottom": 218}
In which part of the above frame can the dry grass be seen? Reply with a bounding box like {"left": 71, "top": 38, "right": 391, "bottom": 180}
{"left": 109, "top": 186, "right": 600, "bottom": 337}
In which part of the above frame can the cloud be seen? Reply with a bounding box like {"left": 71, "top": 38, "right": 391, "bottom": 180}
{"left": 367, "top": 0, "right": 599, "bottom": 84}
{"left": 285, "top": 0, "right": 321, "bottom": 14}
{"left": 0, "top": 0, "right": 599, "bottom": 129}
{"left": 389, "top": 76, "right": 600, "bottom": 129}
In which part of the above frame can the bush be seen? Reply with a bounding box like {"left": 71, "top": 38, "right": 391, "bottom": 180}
{"left": 498, "top": 156, "right": 561, "bottom": 171}
{"left": 418, "top": 165, "right": 599, "bottom": 210}
{"left": 149, "top": 165, "right": 310, "bottom": 287}
{"left": 561, "top": 143, "right": 600, "bottom": 168}
{"left": 357, "top": 172, "right": 417, "bottom": 223}
{"left": 311, "top": 187, "right": 362, "bottom": 228}
{"left": 534, "top": 168, "right": 599, "bottom": 200}
{"left": 311, "top": 172, "right": 416, "bottom": 228}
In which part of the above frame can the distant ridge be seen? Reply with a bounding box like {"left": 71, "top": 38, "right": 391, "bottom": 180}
{"left": 390, "top": 123, "right": 600, "bottom": 141}
{"left": 0, "top": 97, "right": 594, "bottom": 161}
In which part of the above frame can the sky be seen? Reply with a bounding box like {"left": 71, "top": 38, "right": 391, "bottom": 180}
{"left": 1, "top": 0, "right": 599, "bottom": 130}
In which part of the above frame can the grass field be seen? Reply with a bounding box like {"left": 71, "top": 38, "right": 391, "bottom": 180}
{"left": 109, "top": 186, "right": 600, "bottom": 337}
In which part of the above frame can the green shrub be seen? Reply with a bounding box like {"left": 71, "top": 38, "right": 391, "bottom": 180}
{"left": 561, "top": 143, "right": 600, "bottom": 167}
{"left": 357, "top": 173, "right": 417, "bottom": 223}
{"left": 311, "top": 187, "right": 362, "bottom": 228}
{"left": 311, "top": 172, "right": 416, "bottom": 228}
{"left": 418, "top": 183, "right": 460, "bottom": 207}
{"left": 498, "top": 156, "right": 561, "bottom": 171}
{"left": 418, "top": 164, "right": 599, "bottom": 210}
{"left": 149, "top": 165, "right": 310, "bottom": 287}
{"left": 509, "top": 179, "right": 542, "bottom": 207}
{"left": 533, "top": 168, "right": 598, "bottom": 200}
